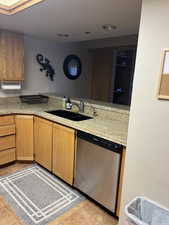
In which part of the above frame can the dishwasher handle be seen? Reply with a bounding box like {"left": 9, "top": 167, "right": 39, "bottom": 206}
{"left": 77, "top": 131, "right": 123, "bottom": 154}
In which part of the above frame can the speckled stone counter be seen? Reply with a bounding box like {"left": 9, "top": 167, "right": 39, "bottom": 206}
{"left": 0, "top": 99, "right": 129, "bottom": 146}
{"left": 44, "top": 93, "right": 130, "bottom": 115}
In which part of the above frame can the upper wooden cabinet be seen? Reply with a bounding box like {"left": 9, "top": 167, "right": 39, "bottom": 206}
{"left": 34, "top": 117, "right": 53, "bottom": 171}
{"left": 53, "top": 123, "right": 76, "bottom": 185}
{"left": 15, "top": 115, "right": 34, "bottom": 161}
{"left": 0, "top": 30, "right": 24, "bottom": 81}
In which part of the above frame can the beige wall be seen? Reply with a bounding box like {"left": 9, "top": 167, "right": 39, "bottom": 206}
{"left": 119, "top": 0, "right": 169, "bottom": 224}
{"left": 81, "top": 35, "right": 138, "bottom": 49}
{"left": 0, "top": 35, "right": 92, "bottom": 98}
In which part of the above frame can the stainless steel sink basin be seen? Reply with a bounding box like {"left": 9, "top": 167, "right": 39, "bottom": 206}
{"left": 45, "top": 110, "right": 92, "bottom": 121}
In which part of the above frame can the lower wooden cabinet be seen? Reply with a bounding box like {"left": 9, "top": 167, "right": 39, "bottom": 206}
{"left": 34, "top": 117, "right": 53, "bottom": 171}
{"left": 0, "top": 125, "right": 15, "bottom": 137}
{"left": 0, "top": 115, "right": 14, "bottom": 126}
{"left": 53, "top": 123, "right": 75, "bottom": 185}
{"left": 0, "top": 148, "right": 16, "bottom": 165}
{"left": 15, "top": 115, "right": 34, "bottom": 161}
{"left": 0, "top": 135, "right": 15, "bottom": 151}
{"left": 0, "top": 115, "right": 16, "bottom": 165}
{"left": 0, "top": 114, "right": 76, "bottom": 185}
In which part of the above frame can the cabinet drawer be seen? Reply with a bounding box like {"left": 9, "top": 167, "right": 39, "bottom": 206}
{"left": 0, "top": 125, "right": 15, "bottom": 137}
{"left": 0, "top": 135, "right": 15, "bottom": 151}
{"left": 0, "top": 148, "right": 16, "bottom": 165}
{"left": 0, "top": 115, "right": 14, "bottom": 126}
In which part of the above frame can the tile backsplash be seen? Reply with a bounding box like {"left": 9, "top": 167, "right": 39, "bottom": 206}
{"left": 0, "top": 95, "right": 129, "bottom": 122}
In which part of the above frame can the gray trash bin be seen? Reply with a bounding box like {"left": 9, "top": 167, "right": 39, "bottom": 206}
{"left": 125, "top": 197, "right": 169, "bottom": 225}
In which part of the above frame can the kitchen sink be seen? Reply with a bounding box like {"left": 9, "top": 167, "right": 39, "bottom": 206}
{"left": 45, "top": 110, "right": 92, "bottom": 121}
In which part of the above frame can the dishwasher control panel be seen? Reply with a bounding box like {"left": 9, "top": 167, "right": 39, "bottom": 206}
{"left": 77, "top": 131, "right": 123, "bottom": 154}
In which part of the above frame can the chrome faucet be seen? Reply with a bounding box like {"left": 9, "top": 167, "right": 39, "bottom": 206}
{"left": 65, "top": 97, "right": 85, "bottom": 113}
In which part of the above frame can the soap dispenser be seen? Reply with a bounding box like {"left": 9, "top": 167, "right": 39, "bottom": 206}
{"left": 65, "top": 98, "right": 72, "bottom": 110}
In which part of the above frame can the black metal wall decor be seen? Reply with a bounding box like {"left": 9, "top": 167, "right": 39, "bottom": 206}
{"left": 63, "top": 55, "right": 82, "bottom": 80}
{"left": 36, "top": 54, "right": 55, "bottom": 81}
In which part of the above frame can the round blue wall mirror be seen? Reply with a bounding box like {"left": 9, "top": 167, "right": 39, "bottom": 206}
{"left": 63, "top": 55, "right": 82, "bottom": 80}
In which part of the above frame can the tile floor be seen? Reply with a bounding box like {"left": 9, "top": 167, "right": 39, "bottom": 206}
{"left": 0, "top": 196, "right": 24, "bottom": 225}
{"left": 0, "top": 163, "right": 118, "bottom": 225}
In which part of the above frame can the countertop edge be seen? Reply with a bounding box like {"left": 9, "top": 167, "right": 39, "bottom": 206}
{"left": 0, "top": 110, "right": 128, "bottom": 147}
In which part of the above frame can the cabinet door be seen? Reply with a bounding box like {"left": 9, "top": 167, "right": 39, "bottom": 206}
{"left": 34, "top": 117, "right": 52, "bottom": 171}
{"left": 53, "top": 123, "right": 75, "bottom": 185}
{"left": 16, "top": 115, "right": 34, "bottom": 161}
{"left": 0, "top": 30, "right": 24, "bottom": 81}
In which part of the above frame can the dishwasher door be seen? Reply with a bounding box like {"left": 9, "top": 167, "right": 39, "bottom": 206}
{"left": 74, "top": 136, "right": 121, "bottom": 213}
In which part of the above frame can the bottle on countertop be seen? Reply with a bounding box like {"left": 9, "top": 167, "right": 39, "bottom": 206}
{"left": 65, "top": 98, "right": 72, "bottom": 110}
{"left": 63, "top": 96, "right": 66, "bottom": 108}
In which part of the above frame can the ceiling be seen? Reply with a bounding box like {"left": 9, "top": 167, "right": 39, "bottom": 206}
{"left": 0, "top": 0, "right": 142, "bottom": 42}
{"left": 0, "top": 0, "right": 20, "bottom": 6}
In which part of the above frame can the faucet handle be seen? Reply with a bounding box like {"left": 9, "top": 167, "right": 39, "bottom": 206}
{"left": 91, "top": 107, "right": 97, "bottom": 117}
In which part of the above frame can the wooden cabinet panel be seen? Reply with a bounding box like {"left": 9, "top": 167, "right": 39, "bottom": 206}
{"left": 15, "top": 115, "right": 34, "bottom": 161}
{"left": 53, "top": 123, "right": 75, "bottom": 185}
{"left": 0, "top": 125, "right": 15, "bottom": 137}
{"left": 0, "top": 30, "right": 24, "bottom": 81}
{"left": 0, "top": 148, "right": 16, "bottom": 165}
{"left": 0, "top": 115, "right": 14, "bottom": 126}
{"left": 116, "top": 149, "right": 126, "bottom": 217}
{"left": 91, "top": 49, "right": 114, "bottom": 102}
{"left": 34, "top": 117, "right": 52, "bottom": 171}
{"left": 0, "top": 135, "right": 15, "bottom": 151}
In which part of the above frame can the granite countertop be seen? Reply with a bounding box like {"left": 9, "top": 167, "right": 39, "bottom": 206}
{"left": 44, "top": 93, "right": 130, "bottom": 115}
{"left": 0, "top": 102, "right": 129, "bottom": 146}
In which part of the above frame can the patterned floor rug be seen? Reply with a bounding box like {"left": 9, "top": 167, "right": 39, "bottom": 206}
{"left": 0, "top": 165, "right": 84, "bottom": 225}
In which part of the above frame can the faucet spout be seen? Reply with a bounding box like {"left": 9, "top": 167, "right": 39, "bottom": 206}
{"left": 65, "top": 97, "right": 85, "bottom": 113}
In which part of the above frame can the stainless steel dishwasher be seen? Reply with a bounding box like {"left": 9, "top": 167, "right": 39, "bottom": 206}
{"left": 74, "top": 131, "right": 123, "bottom": 215}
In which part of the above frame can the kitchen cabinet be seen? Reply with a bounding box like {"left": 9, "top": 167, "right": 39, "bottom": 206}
{"left": 0, "top": 124, "right": 15, "bottom": 137}
{"left": 0, "top": 112, "right": 125, "bottom": 216}
{"left": 0, "top": 135, "right": 15, "bottom": 151}
{"left": 0, "top": 30, "right": 24, "bottom": 81}
{"left": 116, "top": 149, "right": 126, "bottom": 217}
{"left": 91, "top": 49, "right": 114, "bottom": 102}
{"left": 0, "top": 148, "right": 16, "bottom": 166}
{"left": 53, "top": 123, "right": 75, "bottom": 185}
{"left": 0, "top": 115, "right": 14, "bottom": 126}
{"left": 15, "top": 115, "right": 34, "bottom": 161}
{"left": 0, "top": 115, "right": 16, "bottom": 165}
{"left": 34, "top": 117, "right": 53, "bottom": 171}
